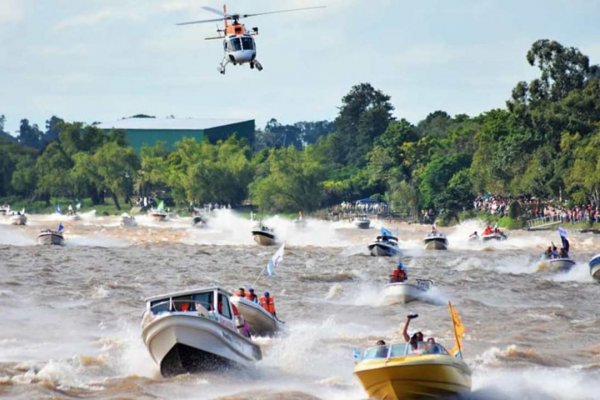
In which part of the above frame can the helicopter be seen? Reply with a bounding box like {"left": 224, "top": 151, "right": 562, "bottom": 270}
{"left": 177, "top": 4, "right": 325, "bottom": 74}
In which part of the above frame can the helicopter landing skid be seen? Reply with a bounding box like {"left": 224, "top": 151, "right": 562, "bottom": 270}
{"left": 251, "top": 60, "right": 263, "bottom": 71}
{"left": 218, "top": 57, "right": 229, "bottom": 74}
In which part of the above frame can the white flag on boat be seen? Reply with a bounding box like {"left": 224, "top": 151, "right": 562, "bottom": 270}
{"left": 380, "top": 226, "right": 393, "bottom": 237}
{"left": 558, "top": 227, "right": 567, "bottom": 239}
{"left": 267, "top": 243, "right": 285, "bottom": 276}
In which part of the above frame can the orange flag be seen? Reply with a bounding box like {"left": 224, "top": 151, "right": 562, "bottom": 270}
{"left": 449, "top": 301, "right": 465, "bottom": 359}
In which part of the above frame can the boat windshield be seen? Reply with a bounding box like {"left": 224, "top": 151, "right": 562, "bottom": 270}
{"left": 149, "top": 291, "right": 214, "bottom": 314}
{"left": 361, "top": 342, "right": 449, "bottom": 359}
{"left": 362, "top": 344, "right": 408, "bottom": 360}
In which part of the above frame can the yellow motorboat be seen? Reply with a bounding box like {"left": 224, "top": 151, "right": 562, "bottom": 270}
{"left": 354, "top": 302, "right": 471, "bottom": 399}
{"left": 354, "top": 342, "right": 471, "bottom": 399}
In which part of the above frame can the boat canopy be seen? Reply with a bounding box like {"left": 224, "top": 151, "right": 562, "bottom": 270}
{"left": 147, "top": 287, "right": 234, "bottom": 321}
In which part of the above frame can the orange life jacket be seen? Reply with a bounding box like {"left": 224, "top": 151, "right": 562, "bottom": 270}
{"left": 259, "top": 295, "right": 276, "bottom": 314}
{"left": 245, "top": 293, "right": 257, "bottom": 302}
{"left": 391, "top": 269, "right": 406, "bottom": 282}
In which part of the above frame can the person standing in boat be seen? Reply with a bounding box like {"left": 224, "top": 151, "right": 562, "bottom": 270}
{"left": 245, "top": 288, "right": 259, "bottom": 303}
{"left": 259, "top": 291, "right": 277, "bottom": 317}
{"left": 402, "top": 313, "right": 424, "bottom": 352}
{"left": 390, "top": 261, "right": 407, "bottom": 283}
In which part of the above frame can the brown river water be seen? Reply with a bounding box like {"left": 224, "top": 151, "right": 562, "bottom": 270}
{"left": 1, "top": 210, "right": 599, "bottom": 399}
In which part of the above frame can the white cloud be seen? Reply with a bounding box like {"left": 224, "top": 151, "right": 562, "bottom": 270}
{"left": 0, "top": 0, "right": 24, "bottom": 24}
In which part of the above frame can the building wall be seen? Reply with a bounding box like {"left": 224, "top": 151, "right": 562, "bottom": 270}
{"left": 104, "top": 120, "right": 255, "bottom": 152}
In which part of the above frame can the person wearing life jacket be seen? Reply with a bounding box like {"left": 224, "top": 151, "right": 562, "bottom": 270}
{"left": 234, "top": 287, "right": 245, "bottom": 297}
{"left": 245, "top": 288, "right": 258, "bottom": 303}
{"left": 483, "top": 225, "right": 492, "bottom": 235}
{"left": 232, "top": 304, "right": 250, "bottom": 337}
{"left": 390, "top": 262, "right": 407, "bottom": 283}
{"left": 259, "top": 291, "right": 276, "bottom": 317}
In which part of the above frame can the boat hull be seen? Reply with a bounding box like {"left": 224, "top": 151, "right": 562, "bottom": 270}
{"left": 424, "top": 238, "right": 448, "bottom": 250}
{"left": 383, "top": 283, "right": 426, "bottom": 304}
{"left": 589, "top": 254, "right": 600, "bottom": 281}
{"left": 353, "top": 220, "right": 371, "bottom": 229}
{"left": 10, "top": 214, "right": 27, "bottom": 225}
{"left": 252, "top": 231, "right": 276, "bottom": 246}
{"left": 120, "top": 216, "right": 137, "bottom": 227}
{"left": 230, "top": 296, "right": 282, "bottom": 336}
{"left": 547, "top": 258, "right": 576, "bottom": 272}
{"left": 354, "top": 355, "right": 471, "bottom": 400}
{"left": 369, "top": 243, "right": 400, "bottom": 257}
{"left": 142, "top": 313, "right": 261, "bottom": 377}
{"left": 150, "top": 212, "right": 167, "bottom": 221}
{"left": 482, "top": 233, "right": 507, "bottom": 241}
{"left": 37, "top": 232, "right": 64, "bottom": 245}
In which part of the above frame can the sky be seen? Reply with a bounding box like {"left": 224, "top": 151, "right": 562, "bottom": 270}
{"left": 1, "top": 0, "right": 599, "bottom": 135}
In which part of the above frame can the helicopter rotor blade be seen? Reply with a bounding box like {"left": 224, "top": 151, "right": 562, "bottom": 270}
{"left": 202, "top": 6, "right": 227, "bottom": 17}
{"left": 176, "top": 17, "right": 225, "bottom": 25}
{"left": 240, "top": 6, "right": 326, "bottom": 19}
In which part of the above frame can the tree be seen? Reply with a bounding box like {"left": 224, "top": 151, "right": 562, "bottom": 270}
{"left": 92, "top": 142, "right": 140, "bottom": 210}
{"left": 250, "top": 146, "right": 325, "bottom": 211}
{"left": 42, "top": 116, "right": 64, "bottom": 146}
{"left": 418, "top": 154, "right": 471, "bottom": 211}
{"left": 330, "top": 83, "right": 394, "bottom": 167}
{"left": 17, "top": 119, "right": 43, "bottom": 149}
{"left": 566, "top": 130, "right": 600, "bottom": 208}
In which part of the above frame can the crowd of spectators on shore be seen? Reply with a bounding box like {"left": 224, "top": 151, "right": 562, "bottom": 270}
{"left": 328, "top": 200, "right": 389, "bottom": 220}
{"left": 473, "top": 194, "right": 599, "bottom": 224}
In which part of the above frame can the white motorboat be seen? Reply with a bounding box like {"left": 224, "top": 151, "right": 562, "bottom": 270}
{"left": 230, "top": 295, "right": 283, "bottom": 337}
{"left": 352, "top": 215, "right": 371, "bottom": 229}
{"left": 383, "top": 279, "right": 433, "bottom": 304}
{"left": 0, "top": 204, "right": 11, "bottom": 216}
{"left": 368, "top": 235, "right": 400, "bottom": 257}
{"left": 149, "top": 200, "right": 168, "bottom": 221}
{"left": 192, "top": 215, "right": 207, "bottom": 227}
{"left": 10, "top": 213, "right": 27, "bottom": 225}
{"left": 141, "top": 287, "right": 262, "bottom": 376}
{"left": 37, "top": 229, "right": 64, "bottom": 245}
{"left": 589, "top": 254, "right": 600, "bottom": 282}
{"left": 481, "top": 231, "right": 507, "bottom": 241}
{"left": 120, "top": 213, "right": 137, "bottom": 227}
{"left": 548, "top": 257, "right": 576, "bottom": 272}
{"left": 424, "top": 232, "right": 448, "bottom": 250}
{"left": 538, "top": 256, "right": 576, "bottom": 273}
{"left": 252, "top": 224, "right": 277, "bottom": 246}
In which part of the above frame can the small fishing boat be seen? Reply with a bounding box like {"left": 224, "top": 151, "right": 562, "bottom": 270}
{"left": 37, "top": 229, "right": 64, "bottom": 245}
{"left": 383, "top": 279, "right": 433, "bottom": 304}
{"left": 141, "top": 287, "right": 262, "bottom": 376}
{"left": 589, "top": 254, "right": 600, "bottom": 282}
{"left": 352, "top": 214, "right": 371, "bottom": 229}
{"left": 120, "top": 213, "right": 137, "bottom": 227}
{"left": 547, "top": 257, "right": 576, "bottom": 272}
{"left": 368, "top": 235, "right": 400, "bottom": 257}
{"left": 252, "top": 224, "right": 277, "bottom": 246}
{"left": 354, "top": 342, "right": 471, "bottom": 400}
{"left": 481, "top": 230, "right": 507, "bottom": 241}
{"left": 10, "top": 212, "right": 27, "bottom": 225}
{"left": 229, "top": 295, "right": 283, "bottom": 337}
{"left": 192, "top": 215, "right": 207, "bottom": 227}
{"left": 0, "top": 204, "right": 11, "bottom": 216}
{"left": 354, "top": 304, "right": 470, "bottom": 399}
{"left": 149, "top": 200, "right": 168, "bottom": 221}
{"left": 423, "top": 232, "right": 448, "bottom": 250}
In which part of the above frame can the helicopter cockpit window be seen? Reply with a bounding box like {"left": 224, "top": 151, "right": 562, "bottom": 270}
{"left": 228, "top": 37, "right": 242, "bottom": 51}
{"left": 241, "top": 37, "right": 254, "bottom": 50}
